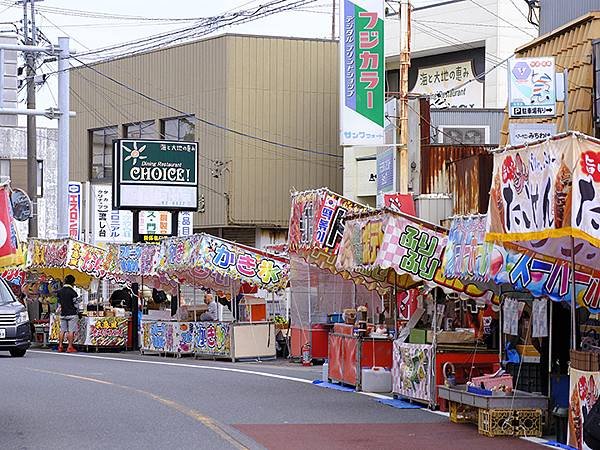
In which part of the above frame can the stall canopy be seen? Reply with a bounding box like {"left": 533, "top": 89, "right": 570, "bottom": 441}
{"left": 443, "top": 215, "right": 600, "bottom": 308}
{"left": 27, "top": 239, "right": 108, "bottom": 288}
{"left": 155, "top": 233, "right": 289, "bottom": 293}
{"left": 337, "top": 208, "right": 493, "bottom": 300}
{"left": 288, "top": 189, "right": 397, "bottom": 293}
{"left": 104, "top": 243, "right": 176, "bottom": 293}
{"left": 485, "top": 132, "right": 600, "bottom": 313}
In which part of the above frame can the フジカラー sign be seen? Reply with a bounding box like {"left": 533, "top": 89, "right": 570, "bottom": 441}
{"left": 339, "top": 0, "right": 385, "bottom": 146}
{"left": 114, "top": 139, "right": 198, "bottom": 210}
{"left": 509, "top": 57, "right": 556, "bottom": 118}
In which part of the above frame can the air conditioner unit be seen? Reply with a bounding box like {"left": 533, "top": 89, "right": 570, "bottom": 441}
{"left": 438, "top": 125, "right": 490, "bottom": 145}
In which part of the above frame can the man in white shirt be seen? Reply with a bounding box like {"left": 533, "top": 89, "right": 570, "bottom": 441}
{"left": 200, "top": 293, "right": 218, "bottom": 321}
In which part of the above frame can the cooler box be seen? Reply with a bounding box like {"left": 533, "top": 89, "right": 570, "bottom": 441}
{"left": 361, "top": 367, "right": 392, "bottom": 393}
{"left": 238, "top": 296, "right": 267, "bottom": 322}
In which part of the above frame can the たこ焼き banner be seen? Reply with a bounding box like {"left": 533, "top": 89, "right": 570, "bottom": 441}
{"left": 486, "top": 133, "right": 600, "bottom": 268}
{"left": 339, "top": 0, "right": 385, "bottom": 146}
{"left": 114, "top": 139, "right": 198, "bottom": 210}
{"left": 444, "top": 215, "right": 600, "bottom": 312}
{"left": 568, "top": 368, "right": 600, "bottom": 450}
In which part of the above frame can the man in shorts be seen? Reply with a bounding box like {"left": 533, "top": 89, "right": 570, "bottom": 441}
{"left": 57, "top": 275, "right": 80, "bottom": 353}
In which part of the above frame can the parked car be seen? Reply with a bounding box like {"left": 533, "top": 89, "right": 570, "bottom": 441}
{"left": 0, "top": 278, "right": 31, "bottom": 357}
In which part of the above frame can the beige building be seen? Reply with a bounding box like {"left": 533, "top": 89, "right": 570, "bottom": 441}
{"left": 69, "top": 33, "right": 342, "bottom": 247}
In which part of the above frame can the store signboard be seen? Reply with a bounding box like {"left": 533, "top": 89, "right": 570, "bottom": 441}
{"left": 67, "top": 182, "right": 82, "bottom": 240}
{"left": 508, "top": 123, "right": 556, "bottom": 145}
{"left": 114, "top": 139, "right": 198, "bottom": 210}
{"left": 411, "top": 61, "right": 483, "bottom": 109}
{"left": 339, "top": 0, "right": 385, "bottom": 146}
{"left": 509, "top": 57, "right": 556, "bottom": 118}
{"left": 178, "top": 211, "right": 193, "bottom": 237}
{"left": 91, "top": 184, "right": 133, "bottom": 245}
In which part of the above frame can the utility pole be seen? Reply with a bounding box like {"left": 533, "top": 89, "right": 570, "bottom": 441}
{"left": 57, "top": 36, "right": 70, "bottom": 238}
{"left": 22, "top": 0, "right": 38, "bottom": 237}
{"left": 397, "top": 0, "right": 411, "bottom": 193}
{"left": 331, "top": 0, "right": 336, "bottom": 40}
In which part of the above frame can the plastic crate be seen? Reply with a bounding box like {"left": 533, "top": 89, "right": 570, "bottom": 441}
{"left": 506, "top": 363, "right": 543, "bottom": 394}
{"left": 478, "top": 408, "right": 542, "bottom": 437}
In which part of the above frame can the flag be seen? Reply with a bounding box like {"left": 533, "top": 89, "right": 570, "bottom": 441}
{"left": 384, "top": 193, "right": 416, "bottom": 216}
{"left": 0, "top": 186, "right": 19, "bottom": 267}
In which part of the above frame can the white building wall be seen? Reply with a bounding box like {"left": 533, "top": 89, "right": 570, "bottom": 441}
{"left": 0, "top": 127, "right": 58, "bottom": 239}
{"left": 384, "top": 0, "right": 536, "bottom": 108}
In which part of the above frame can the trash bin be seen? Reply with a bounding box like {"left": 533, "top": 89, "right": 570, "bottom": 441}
{"left": 553, "top": 406, "right": 569, "bottom": 444}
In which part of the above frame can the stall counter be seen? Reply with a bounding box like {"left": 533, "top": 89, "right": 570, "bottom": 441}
{"left": 327, "top": 323, "right": 393, "bottom": 391}
{"left": 141, "top": 320, "right": 276, "bottom": 361}
{"left": 49, "top": 314, "right": 130, "bottom": 350}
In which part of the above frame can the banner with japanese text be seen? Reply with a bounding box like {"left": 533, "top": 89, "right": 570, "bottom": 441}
{"left": 157, "top": 234, "right": 289, "bottom": 293}
{"left": 27, "top": 239, "right": 108, "bottom": 287}
{"left": 568, "top": 368, "right": 600, "bottom": 450}
{"left": 288, "top": 189, "right": 394, "bottom": 293}
{"left": 339, "top": 0, "right": 385, "bottom": 145}
{"left": 446, "top": 215, "right": 600, "bottom": 312}
{"left": 337, "top": 211, "right": 447, "bottom": 285}
{"left": 91, "top": 184, "right": 133, "bottom": 245}
{"left": 486, "top": 133, "right": 600, "bottom": 271}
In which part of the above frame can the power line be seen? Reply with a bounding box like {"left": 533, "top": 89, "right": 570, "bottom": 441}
{"left": 468, "top": 0, "right": 536, "bottom": 38}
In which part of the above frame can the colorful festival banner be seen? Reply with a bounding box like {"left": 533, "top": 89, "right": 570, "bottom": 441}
{"left": 339, "top": 0, "right": 385, "bottom": 146}
{"left": 568, "top": 368, "right": 600, "bottom": 450}
{"left": 337, "top": 211, "right": 447, "bottom": 284}
{"left": 141, "top": 320, "right": 230, "bottom": 356}
{"left": 486, "top": 133, "right": 600, "bottom": 269}
{"left": 446, "top": 215, "right": 600, "bottom": 312}
{"left": 27, "top": 239, "right": 108, "bottom": 287}
{"left": 157, "top": 234, "right": 288, "bottom": 292}
{"left": 0, "top": 185, "right": 19, "bottom": 267}
{"left": 392, "top": 342, "right": 433, "bottom": 403}
{"left": 288, "top": 189, "right": 394, "bottom": 293}
{"left": 49, "top": 315, "right": 127, "bottom": 347}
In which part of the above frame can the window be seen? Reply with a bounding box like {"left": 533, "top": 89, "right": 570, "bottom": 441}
{"left": 90, "top": 126, "right": 118, "bottom": 181}
{"left": 160, "top": 115, "right": 195, "bottom": 141}
{"left": 36, "top": 160, "right": 43, "bottom": 197}
{"left": 124, "top": 120, "right": 156, "bottom": 139}
{"left": 0, "top": 160, "right": 9, "bottom": 183}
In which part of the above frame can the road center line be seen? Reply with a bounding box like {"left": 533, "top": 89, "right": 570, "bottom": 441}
{"left": 26, "top": 367, "right": 249, "bottom": 450}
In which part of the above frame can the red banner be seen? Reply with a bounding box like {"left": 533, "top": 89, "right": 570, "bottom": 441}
{"left": 0, "top": 188, "right": 17, "bottom": 258}
{"left": 384, "top": 193, "right": 416, "bottom": 216}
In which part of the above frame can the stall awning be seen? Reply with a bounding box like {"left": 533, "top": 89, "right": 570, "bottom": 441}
{"left": 485, "top": 132, "right": 600, "bottom": 311}
{"left": 27, "top": 239, "right": 108, "bottom": 288}
{"left": 337, "top": 209, "right": 493, "bottom": 300}
{"left": 443, "top": 215, "right": 600, "bottom": 309}
{"left": 104, "top": 243, "right": 176, "bottom": 293}
{"left": 288, "top": 189, "right": 396, "bottom": 294}
{"left": 156, "top": 233, "right": 289, "bottom": 293}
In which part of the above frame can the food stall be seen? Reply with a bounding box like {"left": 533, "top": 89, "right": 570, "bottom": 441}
{"left": 139, "top": 233, "right": 287, "bottom": 361}
{"left": 483, "top": 132, "right": 600, "bottom": 446}
{"left": 287, "top": 189, "right": 399, "bottom": 364}
{"left": 28, "top": 238, "right": 132, "bottom": 351}
{"left": 337, "top": 208, "right": 498, "bottom": 402}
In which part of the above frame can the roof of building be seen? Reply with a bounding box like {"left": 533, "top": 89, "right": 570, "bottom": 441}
{"left": 501, "top": 12, "right": 600, "bottom": 144}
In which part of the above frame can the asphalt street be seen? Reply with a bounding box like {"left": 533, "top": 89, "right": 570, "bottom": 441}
{"left": 1, "top": 349, "right": 546, "bottom": 450}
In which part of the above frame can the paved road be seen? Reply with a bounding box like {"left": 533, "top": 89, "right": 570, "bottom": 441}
{"left": 1, "top": 349, "right": 545, "bottom": 450}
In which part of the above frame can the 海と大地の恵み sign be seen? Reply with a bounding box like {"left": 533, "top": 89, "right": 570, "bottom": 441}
{"left": 114, "top": 139, "right": 198, "bottom": 210}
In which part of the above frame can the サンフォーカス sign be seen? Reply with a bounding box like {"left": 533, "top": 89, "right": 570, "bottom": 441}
{"left": 114, "top": 139, "right": 198, "bottom": 210}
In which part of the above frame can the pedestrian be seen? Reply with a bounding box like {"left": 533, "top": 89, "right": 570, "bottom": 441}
{"left": 56, "top": 274, "right": 80, "bottom": 353}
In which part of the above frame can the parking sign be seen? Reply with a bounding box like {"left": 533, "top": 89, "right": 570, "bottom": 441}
{"left": 509, "top": 57, "right": 556, "bottom": 118}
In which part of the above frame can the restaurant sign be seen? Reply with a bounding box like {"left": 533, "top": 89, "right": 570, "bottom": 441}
{"left": 114, "top": 139, "right": 198, "bottom": 210}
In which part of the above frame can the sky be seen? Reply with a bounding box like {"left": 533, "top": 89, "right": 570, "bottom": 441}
{"left": 0, "top": 0, "right": 444, "bottom": 126}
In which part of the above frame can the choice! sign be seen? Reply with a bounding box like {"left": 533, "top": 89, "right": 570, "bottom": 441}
{"left": 114, "top": 139, "right": 198, "bottom": 210}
